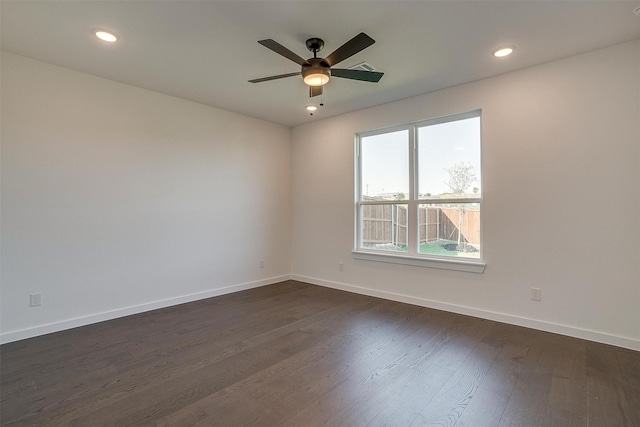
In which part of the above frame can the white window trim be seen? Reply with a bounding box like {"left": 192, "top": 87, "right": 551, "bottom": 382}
{"left": 354, "top": 110, "right": 484, "bottom": 273}
{"left": 352, "top": 250, "right": 486, "bottom": 273}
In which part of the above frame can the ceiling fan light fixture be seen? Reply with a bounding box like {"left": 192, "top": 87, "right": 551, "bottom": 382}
{"left": 302, "top": 68, "right": 330, "bottom": 87}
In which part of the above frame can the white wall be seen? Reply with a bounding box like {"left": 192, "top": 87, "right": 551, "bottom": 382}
{"left": 1, "top": 52, "right": 292, "bottom": 342}
{"left": 291, "top": 40, "right": 640, "bottom": 350}
{"left": 2, "top": 42, "right": 639, "bottom": 350}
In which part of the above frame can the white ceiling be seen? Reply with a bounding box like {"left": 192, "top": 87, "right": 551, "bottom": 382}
{"left": 2, "top": 1, "right": 639, "bottom": 127}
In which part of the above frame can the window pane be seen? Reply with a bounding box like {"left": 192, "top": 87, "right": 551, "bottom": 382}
{"left": 418, "top": 117, "right": 481, "bottom": 199}
{"left": 361, "top": 204, "right": 408, "bottom": 252}
{"left": 361, "top": 130, "right": 409, "bottom": 201}
{"left": 418, "top": 203, "right": 480, "bottom": 258}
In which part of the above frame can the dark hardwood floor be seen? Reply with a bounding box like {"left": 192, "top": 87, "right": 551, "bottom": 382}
{"left": 1, "top": 280, "right": 638, "bottom": 426}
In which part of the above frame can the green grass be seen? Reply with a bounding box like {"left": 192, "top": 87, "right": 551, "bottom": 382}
{"left": 364, "top": 240, "right": 480, "bottom": 258}
{"left": 395, "top": 239, "right": 480, "bottom": 258}
{"left": 421, "top": 239, "right": 480, "bottom": 258}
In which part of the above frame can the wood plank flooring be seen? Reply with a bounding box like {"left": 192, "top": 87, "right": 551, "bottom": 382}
{"left": 1, "top": 280, "right": 638, "bottom": 426}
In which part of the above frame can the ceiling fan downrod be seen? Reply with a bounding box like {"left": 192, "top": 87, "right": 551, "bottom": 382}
{"left": 305, "top": 38, "right": 324, "bottom": 58}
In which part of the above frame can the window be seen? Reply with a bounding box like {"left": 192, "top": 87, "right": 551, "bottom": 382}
{"left": 355, "top": 110, "right": 484, "bottom": 272}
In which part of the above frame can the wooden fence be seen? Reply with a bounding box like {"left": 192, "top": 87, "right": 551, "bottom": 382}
{"left": 362, "top": 204, "right": 408, "bottom": 246}
{"left": 362, "top": 205, "right": 480, "bottom": 247}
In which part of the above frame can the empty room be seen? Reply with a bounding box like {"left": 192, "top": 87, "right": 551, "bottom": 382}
{"left": 1, "top": 1, "right": 639, "bottom": 426}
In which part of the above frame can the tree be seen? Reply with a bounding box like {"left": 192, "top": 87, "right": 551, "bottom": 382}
{"left": 445, "top": 162, "right": 477, "bottom": 250}
{"left": 445, "top": 162, "right": 477, "bottom": 195}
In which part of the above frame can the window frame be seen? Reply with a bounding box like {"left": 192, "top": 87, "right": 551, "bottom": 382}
{"left": 354, "top": 110, "right": 485, "bottom": 273}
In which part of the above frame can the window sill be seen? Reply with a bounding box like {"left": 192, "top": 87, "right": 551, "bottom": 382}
{"left": 352, "top": 250, "right": 486, "bottom": 273}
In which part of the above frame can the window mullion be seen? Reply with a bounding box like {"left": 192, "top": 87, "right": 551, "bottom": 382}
{"left": 355, "top": 136, "right": 363, "bottom": 250}
{"left": 407, "top": 125, "right": 418, "bottom": 256}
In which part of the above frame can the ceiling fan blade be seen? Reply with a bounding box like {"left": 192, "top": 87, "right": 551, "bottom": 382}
{"left": 323, "top": 33, "right": 375, "bottom": 67}
{"left": 258, "top": 39, "right": 308, "bottom": 66}
{"left": 248, "top": 72, "right": 300, "bottom": 83}
{"left": 309, "top": 86, "right": 323, "bottom": 97}
{"left": 330, "top": 68, "right": 384, "bottom": 82}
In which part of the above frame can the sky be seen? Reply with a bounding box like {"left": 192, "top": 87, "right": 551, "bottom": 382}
{"left": 360, "top": 116, "right": 481, "bottom": 198}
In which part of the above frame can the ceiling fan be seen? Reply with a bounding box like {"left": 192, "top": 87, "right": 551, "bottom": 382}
{"left": 249, "top": 32, "right": 384, "bottom": 97}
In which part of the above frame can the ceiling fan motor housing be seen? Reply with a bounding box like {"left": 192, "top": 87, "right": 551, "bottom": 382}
{"left": 302, "top": 58, "right": 331, "bottom": 86}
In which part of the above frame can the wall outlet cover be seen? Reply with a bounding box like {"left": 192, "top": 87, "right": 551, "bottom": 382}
{"left": 30, "top": 293, "right": 42, "bottom": 307}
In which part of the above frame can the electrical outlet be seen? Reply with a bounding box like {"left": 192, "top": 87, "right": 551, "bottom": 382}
{"left": 531, "top": 287, "right": 541, "bottom": 301}
{"left": 30, "top": 293, "right": 42, "bottom": 307}
{"left": 260, "top": 260, "right": 265, "bottom": 268}
{"left": 338, "top": 262, "right": 344, "bottom": 272}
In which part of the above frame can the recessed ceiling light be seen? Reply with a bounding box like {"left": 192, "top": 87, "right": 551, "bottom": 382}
{"left": 493, "top": 46, "right": 514, "bottom": 58}
{"left": 95, "top": 30, "right": 118, "bottom": 43}
{"left": 306, "top": 105, "right": 318, "bottom": 112}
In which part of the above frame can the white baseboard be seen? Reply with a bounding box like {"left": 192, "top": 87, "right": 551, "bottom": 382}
{"left": 292, "top": 274, "right": 640, "bottom": 352}
{"left": 0, "top": 275, "right": 291, "bottom": 345}
{"left": 4, "top": 274, "right": 638, "bottom": 352}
